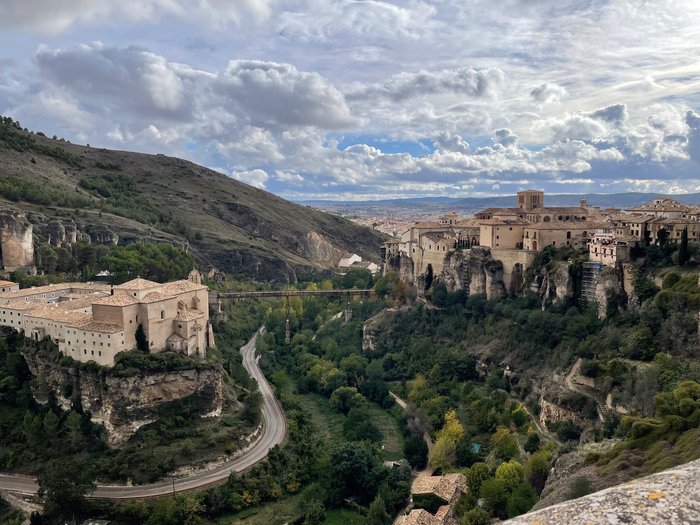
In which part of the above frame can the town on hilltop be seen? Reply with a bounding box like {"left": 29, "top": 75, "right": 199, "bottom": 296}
{"left": 380, "top": 190, "right": 699, "bottom": 294}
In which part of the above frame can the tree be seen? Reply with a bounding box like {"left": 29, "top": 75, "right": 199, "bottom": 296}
{"left": 42, "top": 410, "right": 59, "bottom": 439}
{"left": 38, "top": 458, "right": 96, "bottom": 518}
{"left": 466, "top": 463, "right": 490, "bottom": 495}
{"left": 344, "top": 407, "right": 382, "bottom": 443}
{"left": 330, "top": 386, "right": 365, "bottom": 414}
{"left": 65, "top": 411, "right": 83, "bottom": 447}
{"left": 429, "top": 434, "right": 457, "bottom": 472}
{"left": 135, "top": 324, "right": 149, "bottom": 352}
{"left": 328, "top": 442, "right": 380, "bottom": 504}
{"left": 678, "top": 227, "right": 690, "bottom": 266}
{"left": 366, "top": 496, "right": 390, "bottom": 525}
{"left": 302, "top": 498, "right": 326, "bottom": 525}
{"left": 479, "top": 478, "right": 509, "bottom": 517}
{"left": 463, "top": 507, "right": 491, "bottom": 525}
{"left": 495, "top": 460, "right": 524, "bottom": 491}
{"left": 404, "top": 435, "right": 428, "bottom": 469}
{"left": 506, "top": 482, "right": 538, "bottom": 518}
{"left": 490, "top": 426, "right": 518, "bottom": 459}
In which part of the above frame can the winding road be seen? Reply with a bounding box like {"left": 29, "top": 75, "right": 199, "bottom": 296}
{"left": 0, "top": 328, "right": 286, "bottom": 499}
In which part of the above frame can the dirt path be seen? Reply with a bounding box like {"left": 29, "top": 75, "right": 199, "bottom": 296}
{"left": 390, "top": 391, "right": 434, "bottom": 477}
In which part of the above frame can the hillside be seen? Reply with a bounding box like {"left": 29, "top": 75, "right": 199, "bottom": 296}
{"left": 0, "top": 116, "right": 386, "bottom": 282}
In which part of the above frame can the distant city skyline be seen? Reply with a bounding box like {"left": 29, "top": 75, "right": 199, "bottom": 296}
{"left": 1, "top": 1, "right": 699, "bottom": 200}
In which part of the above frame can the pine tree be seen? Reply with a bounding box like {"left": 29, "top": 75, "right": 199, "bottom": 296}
{"left": 135, "top": 324, "right": 149, "bottom": 352}
{"left": 678, "top": 227, "right": 690, "bottom": 266}
{"left": 366, "top": 496, "right": 390, "bottom": 525}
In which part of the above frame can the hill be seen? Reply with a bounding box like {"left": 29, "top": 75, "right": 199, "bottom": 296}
{"left": 0, "top": 116, "right": 386, "bottom": 282}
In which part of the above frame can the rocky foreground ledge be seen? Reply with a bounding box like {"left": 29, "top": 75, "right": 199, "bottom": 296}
{"left": 504, "top": 459, "right": 700, "bottom": 524}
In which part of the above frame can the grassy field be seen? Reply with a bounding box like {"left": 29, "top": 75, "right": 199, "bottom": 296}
{"left": 295, "top": 392, "right": 404, "bottom": 460}
{"left": 216, "top": 492, "right": 365, "bottom": 525}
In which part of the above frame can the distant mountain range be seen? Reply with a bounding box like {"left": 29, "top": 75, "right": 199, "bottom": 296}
{"left": 301, "top": 192, "right": 700, "bottom": 217}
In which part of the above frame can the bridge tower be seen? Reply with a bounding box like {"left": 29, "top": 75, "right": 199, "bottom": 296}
{"left": 344, "top": 293, "right": 352, "bottom": 323}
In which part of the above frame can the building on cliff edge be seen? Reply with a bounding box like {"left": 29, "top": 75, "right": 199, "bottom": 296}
{"left": 0, "top": 269, "right": 212, "bottom": 367}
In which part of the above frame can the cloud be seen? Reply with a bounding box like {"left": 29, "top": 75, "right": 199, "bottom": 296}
{"left": 587, "top": 104, "right": 628, "bottom": 125}
{"left": 231, "top": 168, "right": 269, "bottom": 189}
{"left": 433, "top": 131, "right": 470, "bottom": 154}
{"left": 685, "top": 110, "right": 700, "bottom": 163}
{"left": 348, "top": 67, "right": 504, "bottom": 102}
{"left": 0, "top": 0, "right": 272, "bottom": 33}
{"left": 493, "top": 128, "right": 518, "bottom": 147}
{"left": 530, "top": 82, "right": 567, "bottom": 104}
{"left": 35, "top": 43, "right": 201, "bottom": 120}
{"left": 216, "top": 60, "right": 357, "bottom": 129}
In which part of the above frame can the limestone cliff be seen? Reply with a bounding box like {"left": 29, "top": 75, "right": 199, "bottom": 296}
{"left": 0, "top": 210, "right": 34, "bottom": 269}
{"left": 438, "top": 247, "right": 506, "bottom": 300}
{"left": 530, "top": 261, "right": 576, "bottom": 309}
{"left": 22, "top": 344, "right": 224, "bottom": 447}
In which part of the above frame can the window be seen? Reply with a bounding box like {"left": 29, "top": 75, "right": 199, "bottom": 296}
{"left": 98, "top": 351, "right": 102, "bottom": 356}
{"left": 161, "top": 310, "right": 165, "bottom": 319}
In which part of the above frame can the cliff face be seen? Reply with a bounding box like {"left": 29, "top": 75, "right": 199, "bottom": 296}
{"left": 0, "top": 210, "right": 34, "bottom": 269}
{"left": 530, "top": 261, "right": 576, "bottom": 309}
{"left": 22, "top": 346, "right": 224, "bottom": 447}
{"left": 438, "top": 247, "right": 507, "bottom": 300}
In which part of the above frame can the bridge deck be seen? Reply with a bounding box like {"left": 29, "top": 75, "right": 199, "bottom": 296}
{"left": 215, "top": 289, "right": 374, "bottom": 299}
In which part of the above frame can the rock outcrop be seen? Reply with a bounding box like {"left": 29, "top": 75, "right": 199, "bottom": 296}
{"left": 438, "top": 247, "right": 507, "bottom": 300}
{"left": 22, "top": 344, "right": 224, "bottom": 447}
{"left": 531, "top": 260, "right": 576, "bottom": 309}
{"left": 0, "top": 210, "right": 34, "bottom": 270}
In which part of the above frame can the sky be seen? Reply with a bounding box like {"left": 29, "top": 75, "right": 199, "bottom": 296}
{"left": 1, "top": 1, "right": 700, "bottom": 201}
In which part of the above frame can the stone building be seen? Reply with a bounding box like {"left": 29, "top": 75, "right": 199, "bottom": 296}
{"left": 394, "top": 473, "right": 467, "bottom": 525}
{"left": 0, "top": 270, "right": 212, "bottom": 367}
{"left": 589, "top": 229, "right": 634, "bottom": 267}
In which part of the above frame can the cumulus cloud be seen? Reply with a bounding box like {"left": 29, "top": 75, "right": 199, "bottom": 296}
{"left": 216, "top": 60, "right": 357, "bottom": 129}
{"left": 493, "top": 128, "right": 518, "bottom": 147}
{"left": 231, "top": 168, "right": 269, "bottom": 189}
{"left": 35, "top": 43, "right": 201, "bottom": 120}
{"left": 587, "top": 104, "right": 628, "bottom": 125}
{"left": 685, "top": 110, "right": 700, "bottom": 163}
{"left": 348, "top": 67, "right": 504, "bottom": 102}
{"left": 530, "top": 82, "right": 567, "bottom": 104}
{"left": 433, "top": 131, "right": 470, "bottom": 154}
{"left": 0, "top": 0, "right": 272, "bottom": 33}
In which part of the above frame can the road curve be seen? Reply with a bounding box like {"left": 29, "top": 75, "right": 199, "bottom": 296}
{"left": 0, "top": 328, "right": 286, "bottom": 499}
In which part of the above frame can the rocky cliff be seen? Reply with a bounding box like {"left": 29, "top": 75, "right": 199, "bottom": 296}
{"left": 22, "top": 343, "right": 224, "bottom": 447}
{"left": 0, "top": 210, "right": 34, "bottom": 269}
{"left": 438, "top": 247, "right": 507, "bottom": 300}
{"left": 529, "top": 260, "right": 576, "bottom": 309}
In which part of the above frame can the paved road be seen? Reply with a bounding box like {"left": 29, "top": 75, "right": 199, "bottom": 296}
{"left": 0, "top": 328, "right": 286, "bottom": 499}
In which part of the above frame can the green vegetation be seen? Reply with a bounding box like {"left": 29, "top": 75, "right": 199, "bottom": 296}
{"left": 13, "top": 242, "right": 194, "bottom": 285}
{"left": 0, "top": 330, "right": 256, "bottom": 488}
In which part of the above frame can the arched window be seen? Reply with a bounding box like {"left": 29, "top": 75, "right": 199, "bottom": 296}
{"left": 160, "top": 310, "right": 165, "bottom": 320}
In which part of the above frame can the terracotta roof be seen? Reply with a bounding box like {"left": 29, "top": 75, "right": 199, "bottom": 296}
{"left": 454, "top": 218, "right": 480, "bottom": 228}
{"left": 141, "top": 292, "right": 170, "bottom": 303}
{"left": 26, "top": 308, "right": 92, "bottom": 324}
{"left": 167, "top": 332, "right": 186, "bottom": 342}
{"left": 648, "top": 217, "right": 697, "bottom": 225}
{"left": 479, "top": 218, "right": 529, "bottom": 225}
{"left": 0, "top": 282, "right": 110, "bottom": 299}
{"left": 394, "top": 509, "right": 444, "bottom": 525}
{"left": 412, "top": 474, "right": 467, "bottom": 502}
{"left": 161, "top": 280, "right": 207, "bottom": 294}
{"left": 92, "top": 294, "right": 139, "bottom": 307}
{"left": 537, "top": 207, "right": 588, "bottom": 214}
{"left": 0, "top": 280, "right": 17, "bottom": 287}
{"left": 413, "top": 222, "right": 444, "bottom": 229}
{"left": 175, "top": 309, "right": 204, "bottom": 321}
{"left": 113, "top": 277, "right": 162, "bottom": 291}
{"left": 476, "top": 207, "right": 521, "bottom": 215}
{"left": 2, "top": 300, "right": 42, "bottom": 311}
{"left": 422, "top": 232, "right": 450, "bottom": 243}
{"left": 75, "top": 321, "right": 124, "bottom": 334}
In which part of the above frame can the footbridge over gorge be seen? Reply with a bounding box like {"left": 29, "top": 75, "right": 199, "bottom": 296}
{"left": 211, "top": 288, "right": 375, "bottom": 343}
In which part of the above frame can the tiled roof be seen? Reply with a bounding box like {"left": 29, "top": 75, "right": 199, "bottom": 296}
{"left": 26, "top": 308, "right": 92, "bottom": 324}
{"left": 167, "top": 332, "right": 186, "bottom": 342}
{"left": 394, "top": 509, "right": 444, "bottom": 525}
{"left": 0, "top": 280, "right": 17, "bottom": 287}
{"left": 175, "top": 309, "right": 204, "bottom": 321}
{"left": 162, "top": 280, "right": 207, "bottom": 294}
{"left": 75, "top": 321, "right": 124, "bottom": 334}
{"left": 479, "top": 218, "right": 529, "bottom": 225}
{"left": 412, "top": 474, "right": 467, "bottom": 502}
{"left": 0, "top": 282, "right": 110, "bottom": 299}
{"left": 141, "top": 292, "right": 170, "bottom": 303}
{"left": 413, "top": 222, "right": 444, "bottom": 229}
{"left": 113, "top": 277, "right": 162, "bottom": 290}
{"left": 2, "top": 300, "right": 42, "bottom": 311}
{"left": 92, "top": 294, "right": 139, "bottom": 307}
